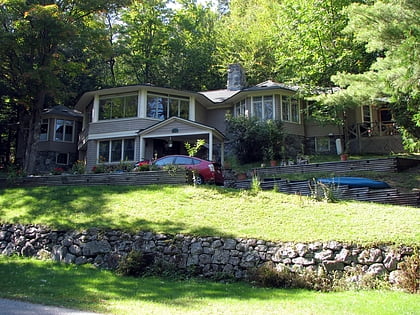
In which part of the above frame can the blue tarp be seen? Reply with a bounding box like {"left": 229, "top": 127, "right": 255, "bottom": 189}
{"left": 316, "top": 177, "right": 390, "bottom": 189}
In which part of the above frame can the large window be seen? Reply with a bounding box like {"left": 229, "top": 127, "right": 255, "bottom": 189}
{"left": 147, "top": 93, "right": 189, "bottom": 120}
{"left": 40, "top": 119, "right": 49, "bottom": 141}
{"left": 234, "top": 99, "right": 246, "bottom": 117}
{"left": 235, "top": 96, "right": 273, "bottom": 120}
{"left": 99, "top": 94, "right": 138, "bottom": 120}
{"left": 98, "top": 139, "right": 135, "bottom": 163}
{"left": 55, "top": 119, "right": 74, "bottom": 142}
{"left": 281, "top": 96, "right": 300, "bottom": 123}
{"left": 252, "top": 96, "right": 273, "bottom": 121}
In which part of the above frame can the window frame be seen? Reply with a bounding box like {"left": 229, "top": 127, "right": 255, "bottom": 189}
{"left": 54, "top": 119, "right": 75, "bottom": 143}
{"left": 40, "top": 118, "right": 49, "bottom": 141}
{"left": 281, "top": 95, "right": 300, "bottom": 123}
{"left": 315, "top": 137, "right": 331, "bottom": 153}
{"left": 97, "top": 138, "right": 136, "bottom": 163}
{"left": 98, "top": 93, "right": 138, "bottom": 121}
{"left": 147, "top": 93, "right": 190, "bottom": 120}
{"left": 56, "top": 153, "right": 69, "bottom": 165}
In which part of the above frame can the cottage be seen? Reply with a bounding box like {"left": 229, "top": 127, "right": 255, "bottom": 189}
{"left": 72, "top": 64, "right": 403, "bottom": 172}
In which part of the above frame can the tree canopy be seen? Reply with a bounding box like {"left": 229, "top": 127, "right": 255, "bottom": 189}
{"left": 1, "top": 0, "right": 419, "bottom": 171}
{"left": 315, "top": 0, "right": 420, "bottom": 149}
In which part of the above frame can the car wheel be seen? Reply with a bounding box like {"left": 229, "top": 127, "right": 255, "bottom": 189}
{"left": 194, "top": 175, "right": 204, "bottom": 185}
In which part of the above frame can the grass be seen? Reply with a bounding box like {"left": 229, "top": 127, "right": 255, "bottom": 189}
{"left": 1, "top": 255, "right": 419, "bottom": 315}
{"left": 1, "top": 185, "right": 419, "bottom": 245}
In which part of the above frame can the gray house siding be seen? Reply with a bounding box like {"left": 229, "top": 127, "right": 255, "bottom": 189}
{"left": 89, "top": 118, "right": 157, "bottom": 135}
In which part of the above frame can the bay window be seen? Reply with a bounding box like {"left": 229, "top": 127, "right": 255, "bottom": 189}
{"left": 55, "top": 119, "right": 74, "bottom": 142}
{"left": 252, "top": 96, "right": 273, "bottom": 121}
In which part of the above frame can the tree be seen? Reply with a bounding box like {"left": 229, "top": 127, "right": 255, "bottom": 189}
{"left": 226, "top": 115, "right": 283, "bottom": 164}
{"left": 0, "top": 1, "right": 123, "bottom": 173}
{"left": 317, "top": 0, "right": 420, "bottom": 150}
{"left": 216, "top": 0, "right": 372, "bottom": 87}
{"left": 116, "top": 0, "right": 223, "bottom": 90}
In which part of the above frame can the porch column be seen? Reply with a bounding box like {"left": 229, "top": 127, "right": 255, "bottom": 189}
{"left": 220, "top": 141, "right": 225, "bottom": 165}
{"left": 208, "top": 132, "right": 213, "bottom": 161}
{"left": 139, "top": 136, "right": 146, "bottom": 161}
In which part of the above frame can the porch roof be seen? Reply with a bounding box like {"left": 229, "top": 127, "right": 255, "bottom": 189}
{"left": 137, "top": 116, "right": 225, "bottom": 142}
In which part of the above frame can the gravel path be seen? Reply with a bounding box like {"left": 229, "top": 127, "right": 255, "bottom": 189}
{"left": 0, "top": 298, "right": 104, "bottom": 315}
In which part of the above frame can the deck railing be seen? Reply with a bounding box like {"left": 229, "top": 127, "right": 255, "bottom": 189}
{"left": 347, "top": 121, "right": 399, "bottom": 138}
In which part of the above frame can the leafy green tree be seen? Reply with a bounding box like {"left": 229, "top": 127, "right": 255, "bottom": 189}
{"left": 117, "top": 0, "right": 171, "bottom": 86}
{"left": 0, "top": 0, "right": 124, "bottom": 173}
{"left": 226, "top": 115, "right": 283, "bottom": 164}
{"left": 317, "top": 0, "right": 420, "bottom": 150}
{"left": 216, "top": 0, "right": 372, "bottom": 86}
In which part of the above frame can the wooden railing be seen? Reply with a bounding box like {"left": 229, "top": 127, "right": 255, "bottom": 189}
{"left": 347, "top": 121, "right": 399, "bottom": 138}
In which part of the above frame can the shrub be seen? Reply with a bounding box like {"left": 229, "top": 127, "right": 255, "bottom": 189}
{"left": 249, "top": 263, "right": 309, "bottom": 289}
{"left": 311, "top": 180, "right": 341, "bottom": 203}
{"left": 72, "top": 160, "right": 86, "bottom": 174}
{"left": 226, "top": 115, "right": 284, "bottom": 164}
{"left": 92, "top": 164, "right": 107, "bottom": 174}
{"left": 396, "top": 252, "right": 420, "bottom": 293}
{"left": 116, "top": 251, "right": 155, "bottom": 277}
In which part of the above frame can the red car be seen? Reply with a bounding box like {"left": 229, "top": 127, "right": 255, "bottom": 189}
{"left": 138, "top": 155, "right": 224, "bottom": 185}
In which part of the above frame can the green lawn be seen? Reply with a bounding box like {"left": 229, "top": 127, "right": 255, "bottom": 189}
{"left": 0, "top": 255, "right": 418, "bottom": 315}
{"left": 1, "top": 185, "right": 419, "bottom": 245}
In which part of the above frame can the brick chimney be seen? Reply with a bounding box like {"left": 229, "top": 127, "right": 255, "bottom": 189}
{"left": 227, "top": 64, "right": 246, "bottom": 91}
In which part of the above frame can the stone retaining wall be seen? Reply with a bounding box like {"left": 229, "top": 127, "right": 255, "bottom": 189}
{"left": 0, "top": 224, "right": 414, "bottom": 283}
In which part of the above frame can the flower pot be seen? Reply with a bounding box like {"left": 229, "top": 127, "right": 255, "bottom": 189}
{"left": 340, "top": 154, "right": 348, "bottom": 161}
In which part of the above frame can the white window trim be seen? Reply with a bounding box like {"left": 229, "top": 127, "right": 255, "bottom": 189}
{"left": 251, "top": 95, "right": 274, "bottom": 121}
{"left": 280, "top": 95, "right": 300, "bottom": 124}
{"left": 56, "top": 153, "right": 69, "bottom": 165}
{"left": 98, "top": 93, "right": 139, "bottom": 121}
{"left": 97, "top": 138, "right": 136, "bottom": 163}
{"left": 361, "top": 105, "right": 372, "bottom": 123}
{"left": 54, "top": 119, "right": 74, "bottom": 143}
{"left": 146, "top": 92, "right": 190, "bottom": 120}
{"left": 315, "top": 137, "right": 330, "bottom": 152}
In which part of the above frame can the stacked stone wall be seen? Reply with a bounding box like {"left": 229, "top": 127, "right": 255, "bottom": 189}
{"left": 0, "top": 224, "right": 414, "bottom": 282}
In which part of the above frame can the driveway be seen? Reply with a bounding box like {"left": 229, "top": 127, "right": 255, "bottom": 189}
{"left": 0, "top": 298, "right": 104, "bottom": 315}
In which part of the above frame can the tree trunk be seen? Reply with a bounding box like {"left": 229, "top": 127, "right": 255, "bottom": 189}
{"left": 23, "top": 90, "right": 46, "bottom": 174}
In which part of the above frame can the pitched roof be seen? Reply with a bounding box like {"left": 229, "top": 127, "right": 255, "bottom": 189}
{"left": 41, "top": 105, "right": 83, "bottom": 118}
{"left": 198, "top": 80, "right": 299, "bottom": 104}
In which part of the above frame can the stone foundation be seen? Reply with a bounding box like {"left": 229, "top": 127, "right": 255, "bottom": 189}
{"left": 0, "top": 224, "right": 414, "bottom": 283}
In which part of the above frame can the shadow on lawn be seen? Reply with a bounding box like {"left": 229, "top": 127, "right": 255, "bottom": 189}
{"left": 0, "top": 257, "right": 306, "bottom": 312}
{"left": 0, "top": 185, "right": 233, "bottom": 237}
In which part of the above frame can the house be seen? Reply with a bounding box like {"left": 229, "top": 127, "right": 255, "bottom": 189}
{"left": 74, "top": 64, "right": 404, "bottom": 172}
{"left": 27, "top": 105, "right": 83, "bottom": 173}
